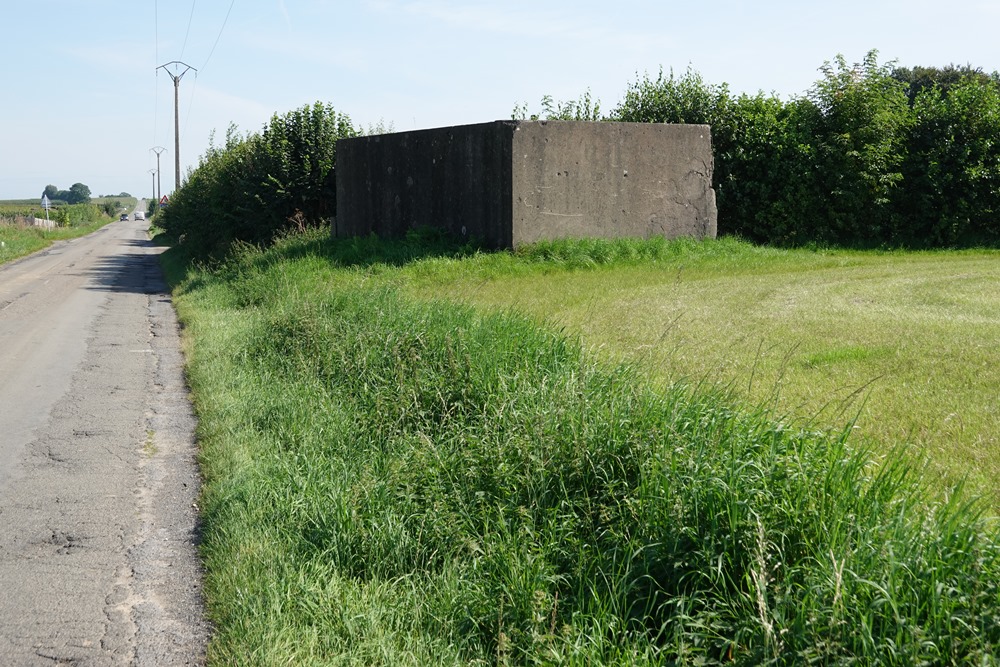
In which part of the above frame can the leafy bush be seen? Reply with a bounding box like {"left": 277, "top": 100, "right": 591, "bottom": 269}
{"left": 160, "top": 102, "right": 357, "bottom": 258}
{"left": 0, "top": 204, "right": 42, "bottom": 220}
{"left": 101, "top": 200, "right": 121, "bottom": 217}
{"left": 897, "top": 77, "right": 1000, "bottom": 246}
{"left": 614, "top": 66, "right": 727, "bottom": 126}
{"left": 609, "top": 51, "right": 1000, "bottom": 248}
{"left": 164, "top": 53, "right": 1000, "bottom": 255}
{"left": 58, "top": 203, "right": 106, "bottom": 226}
{"left": 807, "top": 52, "right": 913, "bottom": 245}
{"left": 512, "top": 89, "right": 603, "bottom": 121}
{"left": 0, "top": 203, "right": 101, "bottom": 227}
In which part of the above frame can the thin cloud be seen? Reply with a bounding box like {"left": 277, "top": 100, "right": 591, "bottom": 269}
{"left": 277, "top": 0, "right": 292, "bottom": 31}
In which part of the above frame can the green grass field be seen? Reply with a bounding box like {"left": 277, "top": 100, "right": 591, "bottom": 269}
{"left": 163, "top": 229, "right": 1000, "bottom": 665}
{"left": 0, "top": 218, "right": 115, "bottom": 266}
{"left": 399, "top": 238, "right": 1000, "bottom": 505}
{"left": 0, "top": 196, "right": 131, "bottom": 266}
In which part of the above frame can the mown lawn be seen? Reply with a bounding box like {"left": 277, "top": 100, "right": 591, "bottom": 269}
{"left": 163, "top": 229, "right": 1000, "bottom": 665}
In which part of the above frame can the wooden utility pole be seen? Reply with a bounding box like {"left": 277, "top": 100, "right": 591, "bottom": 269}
{"left": 151, "top": 146, "right": 167, "bottom": 202}
{"left": 156, "top": 61, "right": 196, "bottom": 192}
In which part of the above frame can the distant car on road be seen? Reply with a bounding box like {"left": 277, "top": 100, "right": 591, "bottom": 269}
{"left": 120, "top": 213, "right": 129, "bottom": 221}
{"left": 134, "top": 211, "right": 146, "bottom": 221}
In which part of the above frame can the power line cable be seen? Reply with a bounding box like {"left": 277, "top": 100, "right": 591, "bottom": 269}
{"left": 180, "top": 0, "right": 197, "bottom": 61}
{"left": 153, "top": 0, "right": 159, "bottom": 148}
{"left": 182, "top": 70, "right": 199, "bottom": 146}
{"left": 201, "top": 0, "right": 236, "bottom": 73}
{"left": 182, "top": 1, "right": 235, "bottom": 157}
{"left": 159, "top": 1, "right": 236, "bottom": 180}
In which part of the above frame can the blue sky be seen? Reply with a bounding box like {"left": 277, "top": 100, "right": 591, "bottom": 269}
{"left": 1, "top": 0, "right": 998, "bottom": 201}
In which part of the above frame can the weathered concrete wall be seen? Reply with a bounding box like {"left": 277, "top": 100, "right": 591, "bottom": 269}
{"left": 511, "top": 122, "right": 716, "bottom": 244}
{"left": 335, "top": 121, "right": 515, "bottom": 247}
{"left": 21, "top": 216, "right": 56, "bottom": 229}
{"left": 335, "top": 120, "right": 716, "bottom": 248}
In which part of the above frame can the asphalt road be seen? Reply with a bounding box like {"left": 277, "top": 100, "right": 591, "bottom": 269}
{"left": 0, "top": 212, "right": 208, "bottom": 665}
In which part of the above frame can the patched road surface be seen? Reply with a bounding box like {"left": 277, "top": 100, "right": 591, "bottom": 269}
{"left": 0, "top": 214, "right": 208, "bottom": 665}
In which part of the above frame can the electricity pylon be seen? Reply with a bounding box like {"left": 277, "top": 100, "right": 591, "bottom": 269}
{"left": 156, "top": 61, "right": 197, "bottom": 192}
{"left": 148, "top": 169, "right": 157, "bottom": 202}
{"left": 151, "top": 146, "right": 167, "bottom": 202}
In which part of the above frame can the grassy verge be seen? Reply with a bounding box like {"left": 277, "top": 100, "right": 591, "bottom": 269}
{"left": 402, "top": 237, "right": 1000, "bottom": 505}
{"left": 166, "top": 229, "right": 1000, "bottom": 665}
{"left": 0, "top": 219, "right": 115, "bottom": 266}
{"left": 92, "top": 195, "right": 138, "bottom": 211}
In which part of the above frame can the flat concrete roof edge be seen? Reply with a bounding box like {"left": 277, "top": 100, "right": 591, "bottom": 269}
{"left": 343, "top": 119, "right": 711, "bottom": 141}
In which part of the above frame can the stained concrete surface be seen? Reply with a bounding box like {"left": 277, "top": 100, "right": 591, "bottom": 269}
{"left": 335, "top": 120, "right": 716, "bottom": 248}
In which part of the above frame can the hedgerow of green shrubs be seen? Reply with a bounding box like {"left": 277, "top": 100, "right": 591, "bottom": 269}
{"left": 158, "top": 102, "right": 356, "bottom": 258}
{"left": 610, "top": 51, "right": 1000, "bottom": 248}
{"left": 0, "top": 202, "right": 108, "bottom": 227}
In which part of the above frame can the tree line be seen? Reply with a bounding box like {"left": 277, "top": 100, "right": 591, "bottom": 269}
{"left": 41, "top": 183, "right": 92, "bottom": 205}
{"left": 161, "top": 50, "right": 1000, "bottom": 257}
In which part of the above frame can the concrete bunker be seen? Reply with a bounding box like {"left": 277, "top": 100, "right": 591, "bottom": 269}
{"left": 334, "top": 120, "right": 717, "bottom": 249}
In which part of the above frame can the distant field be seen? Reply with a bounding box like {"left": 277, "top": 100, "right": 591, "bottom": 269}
{"left": 0, "top": 196, "right": 136, "bottom": 212}
{"left": 0, "top": 196, "right": 134, "bottom": 236}
{"left": 0, "top": 217, "right": 116, "bottom": 265}
{"left": 0, "top": 203, "right": 45, "bottom": 219}
{"left": 92, "top": 196, "right": 138, "bottom": 211}
{"left": 402, "top": 238, "right": 1000, "bottom": 504}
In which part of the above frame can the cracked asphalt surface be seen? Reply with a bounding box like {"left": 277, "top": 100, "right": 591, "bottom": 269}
{"left": 0, "top": 213, "right": 208, "bottom": 665}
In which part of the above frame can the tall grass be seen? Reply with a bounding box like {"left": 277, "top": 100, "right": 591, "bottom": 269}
{"left": 405, "top": 239, "right": 1000, "bottom": 505}
{"left": 168, "top": 230, "right": 1000, "bottom": 665}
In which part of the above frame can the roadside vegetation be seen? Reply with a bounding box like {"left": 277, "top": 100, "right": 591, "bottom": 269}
{"left": 0, "top": 203, "right": 120, "bottom": 266}
{"left": 159, "top": 51, "right": 1000, "bottom": 261}
{"left": 159, "top": 103, "right": 355, "bottom": 258}
{"left": 164, "top": 229, "right": 1000, "bottom": 664}
{"left": 155, "top": 50, "right": 1000, "bottom": 664}
{"left": 404, "top": 237, "right": 1000, "bottom": 506}
{"left": 0, "top": 188, "right": 134, "bottom": 266}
